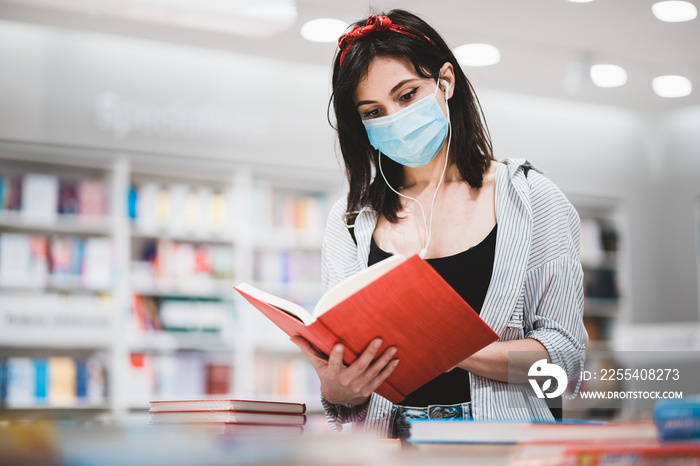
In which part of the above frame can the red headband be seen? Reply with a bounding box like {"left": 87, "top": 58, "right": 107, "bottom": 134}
{"left": 337, "top": 15, "right": 436, "bottom": 67}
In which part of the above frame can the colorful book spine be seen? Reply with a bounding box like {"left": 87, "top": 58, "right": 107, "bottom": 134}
{"left": 0, "top": 358, "right": 5, "bottom": 406}
{"left": 0, "top": 172, "right": 6, "bottom": 211}
{"left": 76, "top": 359, "right": 88, "bottom": 401}
{"left": 21, "top": 173, "right": 59, "bottom": 223}
{"left": 34, "top": 358, "right": 48, "bottom": 406}
{"left": 48, "top": 357, "right": 77, "bottom": 407}
{"left": 57, "top": 179, "right": 80, "bottom": 215}
{"left": 5, "top": 357, "right": 35, "bottom": 407}
{"left": 128, "top": 185, "right": 138, "bottom": 220}
{"left": 654, "top": 395, "right": 700, "bottom": 441}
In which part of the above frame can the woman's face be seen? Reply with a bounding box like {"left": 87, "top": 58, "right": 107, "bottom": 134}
{"left": 353, "top": 57, "right": 454, "bottom": 121}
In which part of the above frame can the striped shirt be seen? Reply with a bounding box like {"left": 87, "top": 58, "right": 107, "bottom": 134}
{"left": 318, "top": 158, "right": 588, "bottom": 436}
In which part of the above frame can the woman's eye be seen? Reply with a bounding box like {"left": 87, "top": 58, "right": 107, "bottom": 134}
{"left": 362, "top": 108, "right": 380, "bottom": 119}
{"left": 400, "top": 88, "right": 418, "bottom": 101}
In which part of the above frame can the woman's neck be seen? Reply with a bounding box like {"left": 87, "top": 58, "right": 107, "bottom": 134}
{"left": 401, "top": 151, "right": 460, "bottom": 190}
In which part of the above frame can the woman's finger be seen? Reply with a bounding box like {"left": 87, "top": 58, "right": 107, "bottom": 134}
{"left": 366, "top": 358, "right": 400, "bottom": 394}
{"left": 358, "top": 346, "right": 398, "bottom": 384}
{"left": 327, "top": 343, "right": 346, "bottom": 372}
{"left": 290, "top": 336, "right": 329, "bottom": 371}
{"left": 345, "top": 338, "right": 383, "bottom": 376}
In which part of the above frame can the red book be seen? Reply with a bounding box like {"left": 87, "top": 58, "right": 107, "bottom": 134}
{"left": 234, "top": 254, "right": 499, "bottom": 403}
{"left": 205, "top": 364, "right": 231, "bottom": 395}
{"left": 562, "top": 441, "right": 700, "bottom": 465}
{"left": 149, "top": 410, "right": 307, "bottom": 425}
{"left": 149, "top": 399, "right": 306, "bottom": 414}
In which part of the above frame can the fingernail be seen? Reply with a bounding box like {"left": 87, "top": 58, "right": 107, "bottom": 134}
{"left": 334, "top": 345, "right": 343, "bottom": 353}
{"left": 373, "top": 339, "right": 382, "bottom": 349}
{"left": 388, "top": 347, "right": 397, "bottom": 357}
{"left": 392, "top": 359, "right": 400, "bottom": 367}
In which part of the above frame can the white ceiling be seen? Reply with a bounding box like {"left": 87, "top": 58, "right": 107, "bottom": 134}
{"left": 1, "top": 0, "right": 699, "bottom": 112}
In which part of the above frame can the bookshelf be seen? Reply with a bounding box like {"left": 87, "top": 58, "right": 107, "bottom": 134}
{"left": 3, "top": 148, "right": 636, "bottom": 422}
{"left": 564, "top": 196, "right": 629, "bottom": 420}
{"left": 0, "top": 147, "right": 341, "bottom": 421}
{"left": 0, "top": 159, "right": 115, "bottom": 418}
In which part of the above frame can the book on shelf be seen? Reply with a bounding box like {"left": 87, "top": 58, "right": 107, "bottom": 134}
{"left": 149, "top": 410, "right": 307, "bottom": 425}
{"left": 4, "top": 357, "right": 35, "bottom": 407}
{"left": 58, "top": 178, "right": 80, "bottom": 215}
{"left": 234, "top": 254, "right": 499, "bottom": 404}
{"left": 167, "top": 184, "right": 189, "bottom": 235}
{"left": 407, "top": 419, "right": 658, "bottom": 444}
{"left": 149, "top": 399, "right": 306, "bottom": 414}
{"left": 82, "top": 237, "right": 112, "bottom": 289}
{"left": 3, "top": 174, "right": 22, "bottom": 212}
{"left": 204, "top": 364, "right": 230, "bottom": 396}
{"left": 0, "top": 233, "right": 48, "bottom": 288}
{"left": 48, "top": 357, "right": 77, "bottom": 407}
{"left": 34, "top": 358, "right": 48, "bottom": 405}
{"left": 46, "top": 235, "right": 112, "bottom": 290}
{"left": 254, "top": 355, "right": 319, "bottom": 398}
{"left": 2, "top": 355, "right": 106, "bottom": 408}
{"left": 21, "top": 173, "right": 58, "bottom": 223}
{"left": 78, "top": 179, "right": 106, "bottom": 218}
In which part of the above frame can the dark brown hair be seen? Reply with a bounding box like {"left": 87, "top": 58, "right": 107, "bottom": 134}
{"left": 329, "top": 9, "right": 495, "bottom": 222}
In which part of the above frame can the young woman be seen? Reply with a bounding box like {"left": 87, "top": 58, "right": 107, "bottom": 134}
{"left": 291, "top": 9, "right": 588, "bottom": 438}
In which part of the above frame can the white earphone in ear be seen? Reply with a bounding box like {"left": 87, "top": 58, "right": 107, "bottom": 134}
{"left": 443, "top": 80, "right": 450, "bottom": 99}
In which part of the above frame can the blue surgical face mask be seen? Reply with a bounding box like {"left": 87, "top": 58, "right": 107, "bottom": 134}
{"left": 362, "top": 79, "right": 449, "bottom": 168}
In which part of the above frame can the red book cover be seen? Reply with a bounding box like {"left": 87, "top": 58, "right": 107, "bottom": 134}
{"left": 234, "top": 254, "right": 499, "bottom": 403}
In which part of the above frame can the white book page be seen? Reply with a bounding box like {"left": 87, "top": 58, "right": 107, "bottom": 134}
{"left": 236, "top": 282, "right": 316, "bottom": 325}
{"left": 313, "top": 254, "right": 406, "bottom": 316}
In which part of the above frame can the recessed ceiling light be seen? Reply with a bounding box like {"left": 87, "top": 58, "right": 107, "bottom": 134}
{"left": 652, "top": 75, "right": 693, "bottom": 98}
{"left": 300, "top": 18, "right": 349, "bottom": 43}
{"left": 590, "top": 64, "right": 628, "bottom": 88}
{"left": 652, "top": 1, "right": 698, "bottom": 22}
{"left": 453, "top": 43, "right": 501, "bottom": 67}
{"left": 568, "top": 0, "right": 594, "bottom": 3}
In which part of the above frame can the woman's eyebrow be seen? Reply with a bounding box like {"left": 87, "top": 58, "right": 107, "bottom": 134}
{"left": 356, "top": 78, "right": 422, "bottom": 108}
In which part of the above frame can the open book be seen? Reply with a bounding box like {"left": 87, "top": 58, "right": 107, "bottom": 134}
{"left": 234, "top": 254, "right": 499, "bottom": 403}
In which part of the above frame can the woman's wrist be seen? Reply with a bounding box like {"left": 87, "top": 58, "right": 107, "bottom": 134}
{"left": 321, "top": 389, "right": 370, "bottom": 406}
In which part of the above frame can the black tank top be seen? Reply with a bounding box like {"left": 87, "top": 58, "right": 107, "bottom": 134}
{"left": 368, "top": 224, "right": 497, "bottom": 407}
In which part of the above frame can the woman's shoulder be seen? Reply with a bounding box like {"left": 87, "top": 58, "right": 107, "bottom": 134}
{"left": 499, "top": 158, "right": 571, "bottom": 211}
{"left": 498, "top": 158, "right": 578, "bottom": 238}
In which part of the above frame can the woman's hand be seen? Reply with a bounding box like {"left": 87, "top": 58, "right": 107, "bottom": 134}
{"left": 290, "top": 336, "right": 399, "bottom": 406}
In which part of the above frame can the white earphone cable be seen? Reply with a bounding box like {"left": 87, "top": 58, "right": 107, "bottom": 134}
{"left": 377, "top": 78, "right": 451, "bottom": 259}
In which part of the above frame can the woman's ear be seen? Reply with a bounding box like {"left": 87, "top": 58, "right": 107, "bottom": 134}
{"left": 440, "top": 62, "right": 455, "bottom": 100}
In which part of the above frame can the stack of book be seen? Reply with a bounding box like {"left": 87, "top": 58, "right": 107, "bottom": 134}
{"left": 407, "top": 418, "right": 700, "bottom": 465}
{"left": 149, "top": 399, "right": 306, "bottom": 437}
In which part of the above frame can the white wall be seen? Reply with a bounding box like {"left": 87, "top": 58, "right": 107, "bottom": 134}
{"left": 651, "top": 107, "right": 700, "bottom": 323}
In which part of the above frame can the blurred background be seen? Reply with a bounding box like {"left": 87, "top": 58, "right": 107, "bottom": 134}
{"left": 0, "top": 0, "right": 698, "bottom": 427}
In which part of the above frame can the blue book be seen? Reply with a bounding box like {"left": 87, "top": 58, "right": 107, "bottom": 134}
{"left": 0, "top": 357, "right": 5, "bottom": 405}
{"left": 407, "top": 418, "right": 622, "bottom": 444}
{"left": 71, "top": 237, "right": 85, "bottom": 276}
{"left": 128, "top": 185, "right": 138, "bottom": 220}
{"left": 655, "top": 396, "right": 700, "bottom": 441}
{"left": 33, "top": 358, "right": 48, "bottom": 405}
{"left": 0, "top": 173, "right": 5, "bottom": 210}
{"left": 76, "top": 358, "right": 88, "bottom": 400}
